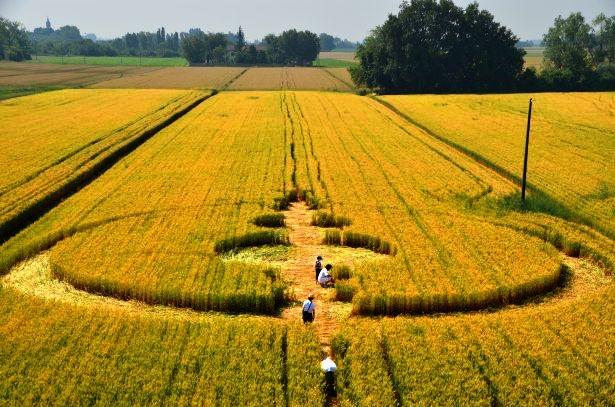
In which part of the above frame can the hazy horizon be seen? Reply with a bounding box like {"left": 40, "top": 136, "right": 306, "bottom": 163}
{"left": 1, "top": 0, "right": 614, "bottom": 42}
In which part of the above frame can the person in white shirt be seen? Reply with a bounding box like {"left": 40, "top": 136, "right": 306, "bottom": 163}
{"left": 318, "top": 264, "right": 335, "bottom": 288}
{"left": 302, "top": 294, "right": 315, "bottom": 323}
{"left": 321, "top": 357, "right": 337, "bottom": 398}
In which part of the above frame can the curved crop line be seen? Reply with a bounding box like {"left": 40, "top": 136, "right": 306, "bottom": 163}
{"left": 352, "top": 263, "right": 566, "bottom": 316}
{"left": 0, "top": 211, "right": 156, "bottom": 275}
{"left": 348, "top": 213, "right": 615, "bottom": 316}
{"left": 326, "top": 209, "right": 614, "bottom": 316}
{"left": 1, "top": 209, "right": 608, "bottom": 319}
{"left": 484, "top": 218, "right": 614, "bottom": 274}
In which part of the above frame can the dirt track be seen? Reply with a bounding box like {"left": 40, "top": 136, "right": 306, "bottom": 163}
{"left": 281, "top": 202, "right": 350, "bottom": 356}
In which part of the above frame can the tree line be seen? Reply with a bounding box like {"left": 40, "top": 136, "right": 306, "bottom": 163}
{"left": 0, "top": 18, "right": 322, "bottom": 65}
{"left": 352, "top": 0, "right": 614, "bottom": 92}
{"left": 29, "top": 23, "right": 193, "bottom": 58}
{"left": 0, "top": 17, "right": 32, "bottom": 61}
{"left": 181, "top": 27, "right": 320, "bottom": 65}
{"left": 318, "top": 33, "right": 358, "bottom": 51}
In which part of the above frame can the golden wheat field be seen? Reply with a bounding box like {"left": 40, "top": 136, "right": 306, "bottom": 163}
{"left": 0, "top": 88, "right": 612, "bottom": 405}
{"left": 318, "top": 52, "right": 357, "bottom": 62}
{"left": 89, "top": 66, "right": 246, "bottom": 90}
{"left": 0, "top": 289, "right": 322, "bottom": 405}
{"left": 380, "top": 93, "right": 615, "bottom": 238}
{"left": 1, "top": 91, "right": 570, "bottom": 314}
{"left": 0, "top": 61, "right": 156, "bottom": 87}
{"left": 0, "top": 89, "right": 207, "bottom": 244}
{"left": 324, "top": 68, "right": 354, "bottom": 88}
{"left": 228, "top": 67, "right": 353, "bottom": 91}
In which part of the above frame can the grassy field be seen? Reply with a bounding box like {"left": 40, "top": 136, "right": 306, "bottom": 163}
{"left": 315, "top": 52, "right": 358, "bottom": 68}
{"left": 379, "top": 93, "right": 615, "bottom": 238}
{"left": 524, "top": 46, "right": 545, "bottom": 70}
{"left": 228, "top": 67, "right": 353, "bottom": 91}
{"left": 0, "top": 85, "right": 64, "bottom": 101}
{"left": 29, "top": 55, "right": 188, "bottom": 66}
{"left": 314, "top": 58, "right": 357, "bottom": 68}
{"left": 317, "top": 49, "right": 544, "bottom": 70}
{"left": 0, "top": 87, "right": 612, "bottom": 404}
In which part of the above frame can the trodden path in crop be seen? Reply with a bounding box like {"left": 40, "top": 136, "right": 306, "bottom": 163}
{"left": 281, "top": 202, "right": 351, "bottom": 357}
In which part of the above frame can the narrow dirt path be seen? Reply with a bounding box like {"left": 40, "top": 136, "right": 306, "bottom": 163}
{"left": 281, "top": 202, "right": 350, "bottom": 356}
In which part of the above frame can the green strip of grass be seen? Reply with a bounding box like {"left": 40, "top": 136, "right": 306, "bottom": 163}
{"left": 27, "top": 55, "right": 188, "bottom": 67}
{"left": 0, "top": 85, "right": 65, "bottom": 101}
{"left": 314, "top": 58, "right": 358, "bottom": 68}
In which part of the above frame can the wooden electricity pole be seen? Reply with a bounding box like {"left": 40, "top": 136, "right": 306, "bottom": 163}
{"left": 521, "top": 98, "right": 533, "bottom": 203}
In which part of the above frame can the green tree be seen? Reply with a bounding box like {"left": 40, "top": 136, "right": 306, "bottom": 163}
{"left": 319, "top": 33, "right": 335, "bottom": 51}
{"left": 352, "top": 0, "right": 524, "bottom": 92}
{"left": 593, "top": 13, "right": 615, "bottom": 63}
{"left": 56, "top": 25, "right": 82, "bottom": 41}
{"left": 543, "top": 13, "right": 594, "bottom": 78}
{"left": 236, "top": 26, "right": 246, "bottom": 51}
{"left": 0, "top": 17, "right": 32, "bottom": 61}
{"left": 264, "top": 34, "right": 281, "bottom": 63}
{"left": 212, "top": 45, "right": 226, "bottom": 64}
{"left": 181, "top": 33, "right": 206, "bottom": 63}
{"left": 277, "top": 29, "right": 319, "bottom": 65}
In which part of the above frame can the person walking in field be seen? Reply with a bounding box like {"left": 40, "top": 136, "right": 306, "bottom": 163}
{"left": 302, "top": 294, "right": 315, "bottom": 323}
{"left": 315, "top": 255, "right": 323, "bottom": 282}
{"left": 318, "top": 264, "right": 335, "bottom": 288}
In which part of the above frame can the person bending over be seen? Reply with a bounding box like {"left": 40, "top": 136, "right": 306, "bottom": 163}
{"left": 318, "top": 264, "right": 335, "bottom": 288}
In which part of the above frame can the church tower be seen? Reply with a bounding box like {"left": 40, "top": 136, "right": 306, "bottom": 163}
{"left": 45, "top": 17, "right": 51, "bottom": 30}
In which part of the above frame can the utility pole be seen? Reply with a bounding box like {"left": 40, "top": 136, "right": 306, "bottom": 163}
{"left": 521, "top": 98, "right": 533, "bottom": 203}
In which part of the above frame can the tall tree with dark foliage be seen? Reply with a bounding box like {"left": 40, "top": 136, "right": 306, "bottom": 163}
{"left": 351, "top": 0, "right": 525, "bottom": 92}
{"left": 0, "top": 17, "right": 32, "bottom": 61}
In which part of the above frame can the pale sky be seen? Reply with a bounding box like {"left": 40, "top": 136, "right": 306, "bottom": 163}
{"left": 1, "top": 0, "right": 613, "bottom": 42}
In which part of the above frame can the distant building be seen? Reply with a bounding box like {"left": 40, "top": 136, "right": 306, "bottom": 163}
{"left": 45, "top": 17, "right": 51, "bottom": 30}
